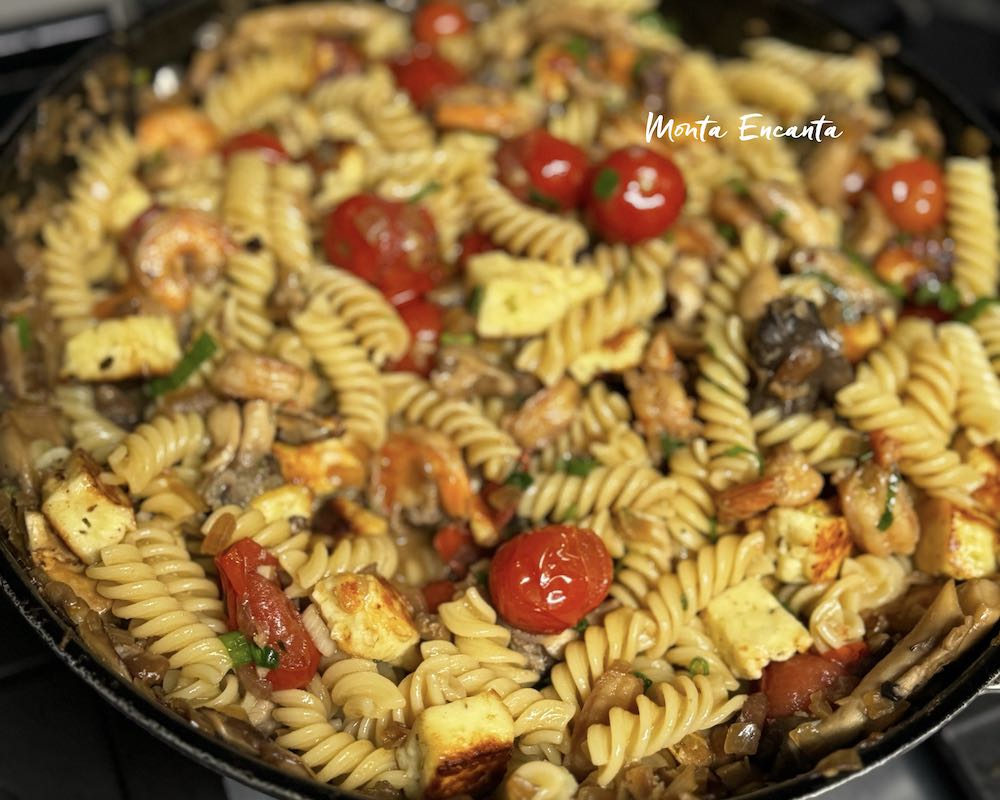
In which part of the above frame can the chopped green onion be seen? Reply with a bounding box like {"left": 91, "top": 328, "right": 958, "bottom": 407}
{"left": 528, "top": 188, "right": 560, "bottom": 211}
{"left": 844, "top": 250, "right": 905, "bottom": 300}
{"left": 877, "top": 469, "right": 900, "bottom": 531}
{"left": 722, "top": 444, "right": 764, "bottom": 475}
{"left": 408, "top": 181, "right": 441, "bottom": 204}
{"left": 474, "top": 569, "right": 489, "bottom": 587}
{"left": 661, "top": 229, "right": 675, "bottom": 243}
{"left": 256, "top": 645, "right": 280, "bottom": 669}
{"left": 716, "top": 222, "right": 738, "bottom": 244}
{"left": 634, "top": 670, "right": 653, "bottom": 691}
{"left": 634, "top": 10, "right": 679, "bottom": 34}
{"left": 564, "top": 35, "right": 591, "bottom": 63}
{"left": 439, "top": 331, "right": 476, "bottom": 346}
{"left": 707, "top": 516, "right": 719, "bottom": 544}
{"left": 559, "top": 456, "right": 599, "bottom": 477}
{"left": 593, "top": 168, "right": 619, "bottom": 200}
{"left": 573, "top": 618, "right": 590, "bottom": 634}
{"left": 766, "top": 208, "right": 788, "bottom": 228}
{"left": 914, "top": 279, "right": 961, "bottom": 313}
{"left": 131, "top": 66, "right": 151, "bottom": 86}
{"left": 680, "top": 593, "right": 689, "bottom": 611}
{"left": 505, "top": 470, "right": 534, "bottom": 490}
{"left": 219, "top": 631, "right": 281, "bottom": 670}
{"left": 858, "top": 448, "right": 875, "bottom": 463}
{"left": 467, "top": 286, "right": 484, "bottom": 315}
{"left": 660, "top": 433, "right": 685, "bottom": 461}
{"left": 727, "top": 177, "right": 749, "bottom": 196}
{"left": 955, "top": 297, "right": 1000, "bottom": 323}
{"left": 689, "top": 657, "right": 710, "bottom": 676}
{"left": 146, "top": 332, "right": 217, "bottom": 397}
{"left": 13, "top": 315, "right": 31, "bottom": 351}
{"left": 558, "top": 503, "right": 579, "bottom": 523}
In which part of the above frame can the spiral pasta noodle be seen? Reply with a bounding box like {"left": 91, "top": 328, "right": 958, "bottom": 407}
{"left": 281, "top": 535, "right": 398, "bottom": 597}
{"left": 108, "top": 412, "right": 207, "bottom": 495}
{"left": 222, "top": 151, "right": 272, "bottom": 245}
{"left": 745, "top": 37, "right": 882, "bottom": 100}
{"left": 946, "top": 157, "right": 1000, "bottom": 304}
{"left": 940, "top": 322, "right": 1000, "bottom": 446}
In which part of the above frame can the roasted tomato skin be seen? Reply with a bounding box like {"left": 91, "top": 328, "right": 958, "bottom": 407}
{"left": 389, "top": 48, "right": 464, "bottom": 109}
{"left": 759, "top": 652, "right": 847, "bottom": 718}
{"left": 488, "top": 524, "right": 612, "bottom": 634}
{"left": 495, "top": 130, "right": 590, "bottom": 211}
{"left": 391, "top": 296, "right": 443, "bottom": 375}
{"left": 220, "top": 131, "right": 289, "bottom": 164}
{"left": 585, "top": 146, "right": 686, "bottom": 243}
{"left": 457, "top": 230, "right": 494, "bottom": 271}
{"left": 323, "top": 194, "right": 442, "bottom": 306}
{"left": 414, "top": 1, "right": 471, "bottom": 43}
{"left": 215, "top": 539, "right": 320, "bottom": 690}
{"left": 872, "top": 157, "right": 946, "bottom": 233}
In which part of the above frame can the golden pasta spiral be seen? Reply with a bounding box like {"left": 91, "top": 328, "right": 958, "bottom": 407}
{"left": 946, "top": 157, "right": 1000, "bottom": 303}
{"left": 108, "top": 412, "right": 207, "bottom": 495}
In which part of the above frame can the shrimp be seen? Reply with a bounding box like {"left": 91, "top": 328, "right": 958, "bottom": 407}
{"left": 716, "top": 446, "right": 823, "bottom": 524}
{"left": 131, "top": 209, "right": 232, "bottom": 312}
{"left": 838, "top": 452, "right": 919, "bottom": 557}
{"left": 372, "top": 429, "right": 497, "bottom": 546}
{"left": 508, "top": 377, "right": 580, "bottom": 450}
{"left": 435, "top": 87, "right": 542, "bottom": 138}
{"left": 137, "top": 105, "right": 219, "bottom": 159}
{"left": 210, "top": 351, "right": 319, "bottom": 409}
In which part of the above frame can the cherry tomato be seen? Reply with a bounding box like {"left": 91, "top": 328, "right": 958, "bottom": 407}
{"left": 215, "top": 539, "right": 319, "bottom": 690}
{"left": 423, "top": 579, "right": 457, "bottom": 613}
{"left": 389, "top": 47, "right": 464, "bottom": 109}
{"left": 433, "top": 523, "right": 480, "bottom": 577}
{"left": 220, "top": 131, "right": 289, "bottom": 164}
{"left": 323, "top": 194, "right": 442, "bottom": 305}
{"left": 488, "top": 524, "right": 612, "bottom": 634}
{"left": 392, "top": 296, "right": 444, "bottom": 374}
{"left": 759, "top": 652, "right": 846, "bottom": 718}
{"left": 821, "top": 641, "right": 869, "bottom": 671}
{"left": 585, "top": 146, "right": 685, "bottom": 243}
{"left": 457, "top": 230, "right": 494, "bottom": 271}
{"left": 873, "top": 157, "right": 946, "bottom": 233}
{"left": 414, "top": 1, "right": 471, "bottom": 43}
{"left": 495, "top": 130, "right": 589, "bottom": 211}
{"left": 314, "top": 37, "right": 364, "bottom": 79}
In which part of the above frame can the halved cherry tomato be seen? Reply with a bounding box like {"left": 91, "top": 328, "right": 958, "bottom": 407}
{"left": 414, "top": 1, "right": 471, "bottom": 43}
{"left": 323, "top": 194, "right": 443, "bottom": 306}
{"left": 488, "top": 524, "right": 612, "bottom": 634}
{"left": 759, "top": 652, "right": 846, "bottom": 718}
{"left": 221, "top": 131, "right": 289, "bottom": 164}
{"left": 873, "top": 157, "right": 946, "bottom": 233}
{"left": 423, "top": 579, "right": 457, "bottom": 613}
{"left": 495, "top": 130, "right": 589, "bottom": 211}
{"left": 457, "top": 230, "right": 494, "bottom": 271}
{"left": 433, "top": 523, "right": 480, "bottom": 577}
{"left": 585, "top": 146, "right": 685, "bottom": 243}
{"left": 215, "top": 539, "right": 319, "bottom": 690}
{"left": 389, "top": 47, "right": 464, "bottom": 109}
{"left": 391, "top": 296, "right": 444, "bottom": 375}
{"left": 822, "top": 641, "right": 869, "bottom": 671}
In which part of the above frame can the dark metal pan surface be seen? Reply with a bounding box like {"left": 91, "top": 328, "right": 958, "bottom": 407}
{"left": 1, "top": 1, "right": 998, "bottom": 798}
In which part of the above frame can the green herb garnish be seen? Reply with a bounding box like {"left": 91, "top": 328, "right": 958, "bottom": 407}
{"left": 727, "top": 177, "right": 749, "bottom": 196}
{"left": 505, "top": 470, "right": 534, "bottom": 490}
{"left": 13, "top": 315, "right": 30, "bottom": 351}
{"left": 660, "top": 433, "right": 685, "bottom": 461}
{"left": 858, "top": 448, "right": 874, "bottom": 463}
{"left": 408, "top": 181, "right": 441, "bottom": 204}
{"left": 722, "top": 444, "right": 764, "bottom": 475}
{"left": 914, "top": 279, "right": 961, "bottom": 314}
{"left": 716, "top": 222, "right": 738, "bottom": 244}
{"left": 219, "top": 631, "right": 281, "bottom": 670}
{"left": 634, "top": 670, "right": 654, "bottom": 691}
{"left": 689, "top": 657, "right": 710, "bottom": 676}
{"left": 559, "top": 456, "right": 599, "bottom": 477}
{"left": 680, "top": 593, "right": 689, "bottom": 611}
{"left": 634, "top": 11, "right": 679, "bottom": 34}
{"left": 145, "top": 332, "right": 217, "bottom": 397}
{"left": 558, "top": 503, "right": 580, "bottom": 523}
{"left": 766, "top": 208, "right": 788, "bottom": 228}
{"left": 955, "top": 297, "right": 1000, "bottom": 323}
{"left": 877, "top": 469, "right": 900, "bottom": 531}
{"left": 593, "top": 168, "right": 619, "bottom": 200}
{"left": 439, "top": 331, "right": 476, "bottom": 346}
{"left": 707, "top": 516, "right": 719, "bottom": 544}
{"left": 474, "top": 569, "right": 489, "bottom": 587}
{"left": 131, "top": 67, "right": 151, "bottom": 86}
{"left": 574, "top": 618, "right": 590, "bottom": 633}
{"left": 467, "top": 285, "right": 484, "bottom": 315}
{"left": 528, "top": 188, "right": 560, "bottom": 212}
{"left": 564, "top": 35, "right": 591, "bottom": 63}
{"left": 844, "top": 250, "right": 905, "bottom": 300}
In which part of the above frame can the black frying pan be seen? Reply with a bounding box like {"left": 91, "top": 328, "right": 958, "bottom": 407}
{"left": 1, "top": 1, "right": 999, "bottom": 798}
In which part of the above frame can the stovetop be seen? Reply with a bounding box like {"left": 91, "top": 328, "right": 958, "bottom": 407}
{"left": 1, "top": 0, "right": 999, "bottom": 798}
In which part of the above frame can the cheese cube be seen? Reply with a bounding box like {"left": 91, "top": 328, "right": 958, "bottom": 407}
{"left": 62, "top": 316, "right": 181, "bottom": 381}
{"left": 312, "top": 573, "right": 418, "bottom": 664}
{"left": 41, "top": 451, "right": 136, "bottom": 564}
{"left": 249, "top": 484, "right": 313, "bottom": 523}
{"left": 25, "top": 511, "right": 111, "bottom": 612}
{"left": 762, "top": 500, "right": 852, "bottom": 584}
{"left": 969, "top": 446, "right": 1000, "bottom": 518}
{"left": 703, "top": 578, "right": 812, "bottom": 679}
{"left": 568, "top": 327, "right": 648, "bottom": 383}
{"left": 272, "top": 437, "right": 365, "bottom": 494}
{"left": 468, "top": 252, "right": 606, "bottom": 338}
{"left": 414, "top": 692, "right": 514, "bottom": 800}
{"left": 914, "top": 497, "right": 996, "bottom": 579}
